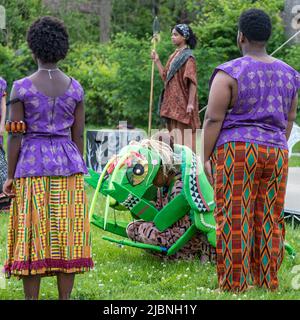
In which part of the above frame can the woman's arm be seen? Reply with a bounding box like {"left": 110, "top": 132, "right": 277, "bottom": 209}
{"left": 187, "top": 82, "right": 197, "bottom": 115}
{"left": 71, "top": 101, "right": 85, "bottom": 156}
{"left": 286, "top": 94, "right": 298, "bottom": 141}
{"left": 3, "top": 86, "right": 24, "bottom": 197}
{"left": 202, "top": 71, "right": 233, "bottom": 184}
{"left": 7, "top": 87, "right": 24, "bottom": 180}
{"left": 151, "top": 50, "right": 165, "bottom": 81}
{"left": 0, "top": 95, "right": 6, "bottom": 134}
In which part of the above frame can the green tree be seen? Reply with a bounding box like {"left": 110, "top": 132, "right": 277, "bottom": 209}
{"left": 0, "top": 0, "right": 47, "bottom": 47}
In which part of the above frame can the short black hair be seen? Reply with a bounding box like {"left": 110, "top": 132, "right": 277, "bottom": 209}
{"left": 27, "top": 16, "right": 69, "bottom": 63}
{"left": 238, "top": 9, "right": 272, "bottom": 42}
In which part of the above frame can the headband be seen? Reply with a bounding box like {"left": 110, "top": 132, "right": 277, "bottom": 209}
{"left": 175, "top": 24, "right": 190, "bottom": 39}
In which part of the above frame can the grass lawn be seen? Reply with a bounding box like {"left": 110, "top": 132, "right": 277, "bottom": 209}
{"left": 292, "top": 141, "right": 300, "bottom": 153}
{"left": 289, "top": 155, "right": 300, "bottom": 167}
{"left": 1, "top": 189, "right": 300, "bottom": 300}
{"left": 1, "top": 131, "right": 300, "bottom": 300}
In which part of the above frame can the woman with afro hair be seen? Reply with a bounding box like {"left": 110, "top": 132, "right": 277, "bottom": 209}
{"left": 151, "top": 24, "right": 201, "bottom": 152}
{"left": 203, "top": 9, "right": 300, "bottom": 292}
{"left": 3, "top": 16, "right": 93, "bottom": 300}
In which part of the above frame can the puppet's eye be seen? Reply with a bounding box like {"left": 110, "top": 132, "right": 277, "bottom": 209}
{"left": 133, "top": 164, "right": 144, "bottom": 176}
{"left": 126, "top": 161, "right": 148, "bottom": 186}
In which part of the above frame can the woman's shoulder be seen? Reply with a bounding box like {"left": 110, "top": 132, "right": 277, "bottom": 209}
{"left": 210, "top": 57, "right": 248, "bottom": 86}
{"left": 12, "top": 76, "right": 31, "bottom": 89}
{"left": 69, "top": 77, "right": 84, "bottom": 101}
{"left": 0, "top": 77, "right": 7, "bottom": 93}
{"left": 0, "top": 77, "right": 7, "bottom": 86}
{"left": 216, "top": 56, "right": 250, "bottom": 72}
{"left": 70, "top": 77, "right": 83, "bottom": 87}
{"left": 273, "top": 58, "right": 300, "bottom": 75}
{"left": 272, "top": 59, "right": 300, "bottom": 89}
{"left": 10, "top": 77, "right": 33, "bottom": 99}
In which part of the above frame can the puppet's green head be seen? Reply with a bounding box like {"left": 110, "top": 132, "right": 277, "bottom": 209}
{"left": 100, "top": 142, "right": 166, "bottom": 207}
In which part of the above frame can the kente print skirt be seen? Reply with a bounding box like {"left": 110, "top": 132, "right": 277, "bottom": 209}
{"left": 4, "top": 174, "right": 94, "bottom": 278}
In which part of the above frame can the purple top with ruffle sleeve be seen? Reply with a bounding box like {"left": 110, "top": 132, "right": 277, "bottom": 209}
{"left": 13, "top": 76, "right": 88, "bottom": 178}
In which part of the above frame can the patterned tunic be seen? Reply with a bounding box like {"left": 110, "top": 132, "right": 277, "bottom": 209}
{"left": 12, "top": 77, "right": 88, "bottom": 178}
{"left": 210, "top": 56, "right": 300, "bottom": 149}
{"left": 160, "top": 51, "right": 201, "bottom": 131}
{"left": 0, "top": 77, "right": 7, "bottom": 147}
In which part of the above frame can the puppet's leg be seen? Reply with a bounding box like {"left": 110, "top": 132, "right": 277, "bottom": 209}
{"left": 126, "top": 215, "right": 215, "bottom": 259}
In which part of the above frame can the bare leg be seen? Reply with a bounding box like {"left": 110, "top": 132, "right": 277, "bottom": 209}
{"left": 22, "top": 275, "right": 42, "bottom": 300}
{"left": 57, "top": 273, "right": 75, "bottom": 300}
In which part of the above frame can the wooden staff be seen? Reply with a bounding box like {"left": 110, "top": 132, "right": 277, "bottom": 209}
{"left": 148, "top": 16, "right": 160, "bottom": 136}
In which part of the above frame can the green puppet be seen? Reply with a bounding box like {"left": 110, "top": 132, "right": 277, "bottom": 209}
{"left": 86, "top": 136, "right": 295, "bottom": 259}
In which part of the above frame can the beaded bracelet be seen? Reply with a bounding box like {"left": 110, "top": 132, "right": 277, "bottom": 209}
{"left": 5, "top": 120, "right": 26, "bottom": 133}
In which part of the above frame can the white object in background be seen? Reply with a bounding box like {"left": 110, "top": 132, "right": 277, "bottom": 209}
{"left": 288, "top": 122, "right": 300, "bottom": 158}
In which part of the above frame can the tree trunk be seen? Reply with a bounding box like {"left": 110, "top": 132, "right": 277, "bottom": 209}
{"left": 99, "top": 0, "right": 111, "bottom": 43}
{"left": 43, "top": 0, "right": 112, "bottom": 43}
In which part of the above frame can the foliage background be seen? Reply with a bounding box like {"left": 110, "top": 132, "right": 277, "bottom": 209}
{"left": 0, "top": 0, "right": 299, "bottom": 127}
{"left": 0, "top": 1, "right": 300, "bottom": 300}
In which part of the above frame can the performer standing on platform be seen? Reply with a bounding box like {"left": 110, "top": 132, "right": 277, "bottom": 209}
{"left": 151, "top": 24, "right": 201, "bottom": 152}
{"left": 3, "top": 16, "right": 93, "bottom": 300}
{"left": 203, "top": 9, "right": 300, "bottom": 292}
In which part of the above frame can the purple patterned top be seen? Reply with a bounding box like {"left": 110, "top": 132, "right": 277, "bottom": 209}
{"left": 210, "top": 56, "right": 300, "bottom": 150}
{"left": 0, "top": 77, "right": 7, "bottom": 99}
{"left": 13, "top": 76, "right": 88, "bottom": 178}
{"left": 0, "top": 77, "right": 7, "bottom": 146}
